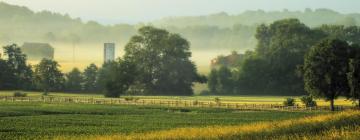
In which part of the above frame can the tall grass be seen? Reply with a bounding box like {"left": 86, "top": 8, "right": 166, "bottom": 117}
{"left": 59, "top": 110, "right": 360, "bottom": 140}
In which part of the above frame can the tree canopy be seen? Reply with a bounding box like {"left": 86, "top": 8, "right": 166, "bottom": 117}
{"left": 34, "top": 59, "right": 64, "bottom": 95}
{"left": 124, "top": 26, "right": 202, "bottom": 95}
{"left": 303, "top": 39, "right": 351, "bottom": 111}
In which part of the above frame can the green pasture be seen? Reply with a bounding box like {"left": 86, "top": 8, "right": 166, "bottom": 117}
{"left": 0, "top": 102, "right": 327, "bottom": 140}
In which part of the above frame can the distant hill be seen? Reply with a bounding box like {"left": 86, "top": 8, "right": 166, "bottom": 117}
{"left": 0, "top": 2, "right": 359, "bottom": 50}
{"left": 153, "top": 9, "right": 359, "bottom": 28}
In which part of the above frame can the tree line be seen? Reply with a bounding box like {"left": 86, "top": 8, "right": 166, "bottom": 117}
{"left": 208, "top": 19, "right": 360, "bottom": 110}
{"left": 0, "top": 26, "right": 205, "bottom": 97}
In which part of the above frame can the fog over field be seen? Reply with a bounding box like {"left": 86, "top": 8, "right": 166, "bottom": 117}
{"left": 1, "top": 1, "right": 360, "bottom": 73}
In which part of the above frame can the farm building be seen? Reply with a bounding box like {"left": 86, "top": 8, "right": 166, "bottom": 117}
{"left": 21, "top": 42, "right": 54, "bottom": 60}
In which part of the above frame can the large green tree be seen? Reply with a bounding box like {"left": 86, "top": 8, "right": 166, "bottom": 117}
{"left": 208, "top": 69, "right": 218, "bottom": 94}
{"left": 65, "top": 68, "right": 83, "bottom": 92}
{"left": 3, "top": 44, "right": 33, "bottom": 89}
{"left": 101, "top": 59, "right": 137, "bottom": 98}
{"left": 124, "top": 26, "right": 202, "bottom": 95}
{"left": 303, "top": 39, "right": 351, "bottom": 111}
{"left": 237, "top": 19, "right": 325, "bottom": 95}
{"left": 0, "top": 59, "right": 13, "bottom": 89}
{"left": 83, "top": 63, "right": 99, "bottom": 92}
{"left": 34, "top": 59, "right": 64, "bottom": 95}
{"left": 347, "top": 45, "right": 360, "bottom": 108}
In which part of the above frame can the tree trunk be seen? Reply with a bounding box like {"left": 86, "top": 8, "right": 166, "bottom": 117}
{"left": 358, "top": 98, "right": 360, "bottom": 109}
{"left": 330, "top": 99, "right": 335, "bottom": 111}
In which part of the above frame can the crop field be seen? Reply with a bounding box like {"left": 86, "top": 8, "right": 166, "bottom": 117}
{"left": 67, "top": 110, "right": 360, "bottom": 140}
{"left": 0, "top": 102, "right": 329, "bottom": 140}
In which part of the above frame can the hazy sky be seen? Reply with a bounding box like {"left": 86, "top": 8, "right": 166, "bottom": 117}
{"left": 1, "top": 0, "right": 359, "bottom": 24}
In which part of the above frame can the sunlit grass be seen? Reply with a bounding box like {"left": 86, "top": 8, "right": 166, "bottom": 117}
{"left": 0, "top": 102, "right": 322, "bottom": 139}
{"left": 57, "top": 110, "right": 360, "bottom": 140}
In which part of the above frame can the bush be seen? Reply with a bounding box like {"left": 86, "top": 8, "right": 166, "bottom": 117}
{"left": 13, "top": 92, "right": 27, "bottom": 97}
{"left": 283, "top": 98, "right": 295, "bottom": 107}
{"left": 300, "top": 96, "right": 317, "bottom": 107}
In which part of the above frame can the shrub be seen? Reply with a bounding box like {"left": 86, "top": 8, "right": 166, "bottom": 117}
{"left": 13, "top": 92, "right": 27, "bottom": 97}
{"left": 300, "top": 96, "right": 317, "bottom": 107}
{"left": 283, "top": 98, "right": 295, "bottom": 107}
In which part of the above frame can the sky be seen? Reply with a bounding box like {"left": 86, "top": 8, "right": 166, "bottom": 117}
{"left": 1, "top": 0, "right": 360, "bottom": 24}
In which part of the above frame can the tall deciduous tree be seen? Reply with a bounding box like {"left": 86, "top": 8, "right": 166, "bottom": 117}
{"left": 103, "top": 59, "right": 137, "bottom": 98}
{"left": 216, "top": 66, "right": 233, "bottom": 94}
{"left": 0, "top": 59, "right": 13, "bottom": 89}
{"left": 3, "top": 44, "right": 33, "bottom": 89}
{"left": 208, "top": 69, "right": 218, "bottom": 94}
{"left": 34, "top": 59, "right": 64, "bottom": 95}
{"left": 83, "top": 63, "right": 98, "bottom": 92}
{"left": 347, "top": 45, "right": 360, "bottom": 108}
{"left": 124, "top": 26, "right": 202, "bottom": 95}
{"left": 303, "top": 39, "right": 351, "bottom": 111}
{"left": 65, "top": 68, "right": 83, "bottom": 92}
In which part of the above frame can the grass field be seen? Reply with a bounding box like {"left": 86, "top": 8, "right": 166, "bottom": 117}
{"left": 0, "top": 102, "right": 328, "bottom": 140}
{"left": 70, "top": 110, "right": 360, "bottom": 140}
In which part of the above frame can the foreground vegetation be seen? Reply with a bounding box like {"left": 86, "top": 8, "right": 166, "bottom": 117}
{"left": 0, "top": 102, "right": 327, "bottom": 140}
{"left": 58, "top": 110, "right": 360, "bottom": 140}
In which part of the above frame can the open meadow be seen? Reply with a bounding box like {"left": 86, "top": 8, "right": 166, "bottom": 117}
{"left": 0, "top": 91, "right": 359, "bottom": 139}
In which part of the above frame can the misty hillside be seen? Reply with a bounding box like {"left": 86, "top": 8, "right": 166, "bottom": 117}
{"left": 153, "top": 9, "right": 360, "bottom": 28}
{"left": 0, "top": 2, "right": 359, "bottom": 50}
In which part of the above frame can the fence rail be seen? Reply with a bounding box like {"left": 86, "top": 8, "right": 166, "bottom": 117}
{"left": 0, "top": 96, "right": 354, "bottom": 111}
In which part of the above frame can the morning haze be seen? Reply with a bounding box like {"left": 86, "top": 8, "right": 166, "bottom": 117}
{"left": 2, "top": 0, "right": 360, "bottom": 24}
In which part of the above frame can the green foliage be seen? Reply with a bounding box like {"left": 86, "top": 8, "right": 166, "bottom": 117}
{"left": 208, "top": 69, "right": 218, "bottom": 93}
{"left": 13, "top": 91, "right": 27, "bottom": 97}
{"left": 0, "top": 59, "right": 13, "bottom": 89}
{"left": 34, "top": 59, "right": 65, "bottom": 95}
{"left": 283, "top": 98, "right": 295, "bottom": 107}
{"left": 2, "top": 44, "right": 33, "bottom": 90}
{"left": 207, "top": 67, "right": 234, "bottom": 94}
{"left": 83, "top": 63, "right": 99, "bottom": 92}
{"left": 65, "top": 68, "right": 83, "bottom": 92}
{"left": 347, "top": 45, "right": 360, "bottom": 107}
{"left": 300, "top": 96, "right": 317, "bottom": 107}
{"left": 124, "top": 26, "right": 200, "bottom": 95}
{"left": 102, "top": 59, "right": 137, "bottom": 98}
{"left": 232, "top": 19, "right": 325, "bottom": 95}
{"left": 303, "top": 39, "right": 351, "bottom": 111}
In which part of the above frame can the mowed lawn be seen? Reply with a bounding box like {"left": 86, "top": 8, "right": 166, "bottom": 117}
{"left": 0, "top": 102, "right": 327, "bottom": 140}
